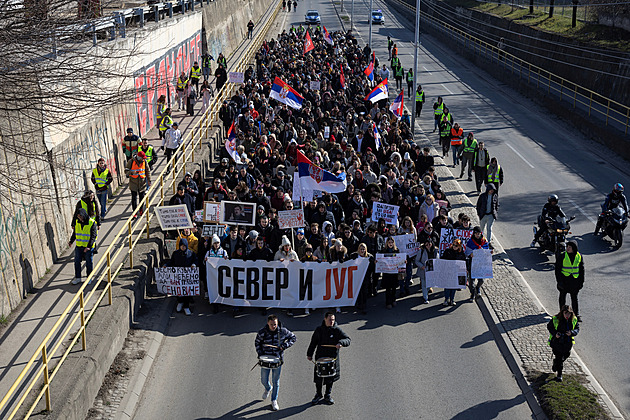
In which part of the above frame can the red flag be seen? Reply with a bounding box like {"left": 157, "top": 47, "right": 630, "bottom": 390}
{"left": 340, "top": 64, "right": 346, "bottom": 89}
{"left": 303, "top": 30, "right": 315, "bottom": 55}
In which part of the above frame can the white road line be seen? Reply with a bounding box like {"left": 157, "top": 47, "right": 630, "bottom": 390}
{"left": 441, "top": 83, "right": 453, "bottom": 94}
{"left": 505, "top": 143, "right": 535, "bottom": 169}
{"left": 568, "top": 199, "right": 597, "bottom": 224}
{"left": 423, "top": 66, "right": 432, "bottom": 75}
{"left": 468, "top": 107, "right": 484, "bottom": 123}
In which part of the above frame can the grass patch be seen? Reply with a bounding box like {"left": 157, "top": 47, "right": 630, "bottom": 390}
{"left": 0, "top": 315, "right": 8, "bottom": 326}
{"left": 528, "top": 370, "right": 610, "bottom": 420}
{"left": 341, "top": 15, "right": 350, "bottom": 21}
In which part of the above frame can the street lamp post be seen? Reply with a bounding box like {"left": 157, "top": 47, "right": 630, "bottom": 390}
{"left": 411, "top": 0, "right": 420, "bottom": 134}
{"left": 368, "top": 0, "right": 373, "bottom": 48}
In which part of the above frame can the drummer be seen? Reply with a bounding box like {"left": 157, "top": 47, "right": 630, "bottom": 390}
{"left": 306, "top": 312, "right": 351, "bottom": 405}
{"left": 255, "top": 314, "right": 296, "bottom": 411}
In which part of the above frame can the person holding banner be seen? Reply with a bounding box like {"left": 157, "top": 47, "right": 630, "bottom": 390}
{"left": 274, "top": 236, "right": 298, "bottom": 262}
{"left": 171, "top": 238, "right": 197, "bottom": 316}
{"left": 205, "top": 235, "right": 228, "bottom": 313}
{"left": 441, "top": 239, "right": 466, "bottom": 306}
{"left": 381, "top": 237, "right": 401, "bottom": 309}
{"left": 415, "top": 240, "right": 438, "bottom": 304}
{"left": 255, "top": 314, "right": 297, "bottom": 411}
{"left": 307, "top": 312, "right": 351, "bottom": 406}
{"left": 349, "top": 243, "right": 374, "bottom": 314}
{"left": 465, "top": 227, "right": 491, "bottom": 301}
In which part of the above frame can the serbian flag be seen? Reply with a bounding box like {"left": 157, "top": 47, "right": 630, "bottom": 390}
{"left": 304, "top": 30, "right": 315, "bottom": 54}
{"left": 323, "top": 26, "right": 333, "bottom": 46}
{"left": 225, "top": 122, "right": 242, "bottom": 164}
{"left": 364, "top": 53, "right": 374, "bottom": 82}
{"left": 340, "top": 64, "right": 345, "bottom": 89}
{"left": 389, "top": 90, "right": 404, "bottom": 119}
{"left": 365, "top": 78, "right": 388, "bottom": 103}
{"left": 297, "top": 150, "right": 347, "bottom": 193}
{"left": 270, "top": 77, "right": 304, "bottom": 109}
{"left": 372, "top": 123, "right": 381, "bottom": 150}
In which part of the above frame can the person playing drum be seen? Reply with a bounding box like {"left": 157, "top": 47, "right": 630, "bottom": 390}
{"left": 255, "top": 314, "right": 296, "bottom": 411}
{"left": 306, "top": 312, "right": 351, "bottom": 406}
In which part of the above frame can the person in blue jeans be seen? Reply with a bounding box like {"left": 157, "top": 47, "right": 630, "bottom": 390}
{"left": 255, "top": 314, "right": 296, "bottom": 411}
{"left": 68, "top": 208, "right": 97, "bottom": 285}
{"left": 91, "top": 158, "right": 113, "bottom": 220}
{"left": 441, "top": 239, "right": 466, "bottom": 306}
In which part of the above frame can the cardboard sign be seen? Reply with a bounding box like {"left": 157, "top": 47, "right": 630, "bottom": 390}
{"left": 439, "top": 228, "right": 474, "bottom": 255}
{"left": 371, "top": 202, "right": 400, "bottom": 224}
{"left": 425, "top": 259, "right": 467, "bottom": 289}
{"left": 278, "top": 209, "right": 305, "bottom": 229}
{"left": 201, "top": 224, "right": 227, "bottom": 238}
{"left": 309, "top": 80, "right": 321, "bottom": 90}
{"left": 375, "top": 253, "right": 407, "bottom": 274}
{"left": 203, "top": 201, "right": 221, "bottom": 223}
{"left": 228, "top": 72, "right": 244, "bottom": 83}
{"left": 194, "top": 210, "right": 204, "bottom": 222}
{"left": 155, "top": 205, "right": 193, "bottom": 230}
{"left": 471, "top": 248, "right": 493, "bottom": 279}
{"left": 292, "top": 170, "right": 301, "bottom": 201}
{"left": 155, "top": 267, "right": 200, "bottom": 296}
{"left": 393, "top": 234, "right": 420, "bottom": 257}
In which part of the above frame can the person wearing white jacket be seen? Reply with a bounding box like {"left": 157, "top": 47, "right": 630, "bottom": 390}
{"left": 162, "top": 121, "right": 182, "bottom": 163}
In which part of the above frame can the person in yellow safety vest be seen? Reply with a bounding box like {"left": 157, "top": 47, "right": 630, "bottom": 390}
{"left": 432, "top": 96, "right": 444, "bottom": 132}
{"left": 406, "top": 68, "right": 414, "bottom": 97}
{"left": 68, "top": 208, "right": 97, "bottom": 285}
{"left": 438, "top": 107, "right": 453, "bottom": 157}
{"left": 547, "top": 304, "right": 579, "bottom": 382}
{"left": 189, "top": 61, "right": 202, "bottom": 89}
{"left": 139, "top": 138, "right": 157, "bottom": 170}
{"left": 159, "top": 107, "right": 173, "bottom": 137}
{"left": 156, "top": 95, "right": 167, "bottom": 140}
{"left": 125, "top": 151, "right": 151, "bottom": 218}
{"left": 217, "top": 53, "right": 227, "bottom": 70}
{"left": 394, "top": 65, "right": 404, "bottom": 90}
{"left": 459, "top": 132, "right": 478, "bottom": 180}
{"left": 555, "top": 241, "right": 584, "bottom": 322}
{"left": 390, "top": 55, "right": 400, "bottom": 71}
{"left": 71, "top": 190, "right": 101, "bottom": 229}
{"left": 485, "top": 157, "right": 503, "bottom": 194}
{"left": 449, "top": 123, "right": 464, "bottom": 168}
{"left": 415, "top": 85, "right": 425, "bottom": 117}
{"left": 201, "top": 53, "right": 214, "bottom": 80}
{"left": 91, "top": 157, "right": 113, "bottom": 219}
{"left": 176, "top": 72, "right": 189, "bottom": 111}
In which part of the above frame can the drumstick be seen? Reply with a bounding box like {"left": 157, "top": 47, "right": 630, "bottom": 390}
{"left": 320, "top": 344, "right": 338, "bottom": 348}
{"left": 263, "top": 344, "right": 280, "bottom": 348}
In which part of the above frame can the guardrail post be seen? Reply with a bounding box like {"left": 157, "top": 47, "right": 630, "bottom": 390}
{"left": 128, "top": 222, "right": 134, "bottom": 269}
{"left": 160, "top": 177, "right": 165, "bottom": 206}
{"left": 107, "top": 251, "right": 113, "bottom": 305}
{"left": 605, "top": 100, "right": 610, "bottom": 125}
{"left": 182, "top": 142, "right": 187, "bottom": 175}
{"left": 560, "top": 78, "right": 564, "bottom": 100}
{"left": 145, "top": 195, "right": 151, "bottom": 239}
{"left": 573, "top": 85, "right": 577, "bottom": 108}
{"left": 588, "top": 92, "right": 593, "bottom": 116}
{"left": 172, "top": 158, "right": 177, "bottom": 194}
{"left": 79, "top": 292, "right": 87, "bottom": 350}
{"left": 92, "top": 24, "right": 97, "bottom": 46}
{"left": 626, "top": 108, "right": 629, "bottom": 135}
{"left": 136, "top": 8, "right": 145, "bottom": 28}
{"left": 42, "top": 346, "right": 51, "bottom": 411}
{"left": 167, "top": 2, "right": 173, "bottom": 18}
{"left": 154, "top": 5, "right": 159, "bottom": 22}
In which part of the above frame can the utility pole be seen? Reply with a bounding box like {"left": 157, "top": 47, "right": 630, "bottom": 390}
{"left": 411, "top": 0, "right": 420, "bottom": 135}
{"left": 351, "top": 0, "right": 354, "bottom": 31}
{"left": 368, "top": 0, "right": 373, "bottom": 47}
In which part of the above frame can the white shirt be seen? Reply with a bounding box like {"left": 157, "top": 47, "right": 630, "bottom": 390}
{"left": 379, "top": 68, "right": 390, "bottom": 80}
{"left": 163, "top": 128, "right": 182, "bottom": 149}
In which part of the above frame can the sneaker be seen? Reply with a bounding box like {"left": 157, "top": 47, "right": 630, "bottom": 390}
{"left": 262, "top": 388, "right": 271, "bottom": 400}
{"left": 176, "top": 302, "right": 184, "bottom": 312}
{"left": 305, "top": 308, "right": 310, "bottom": 315}
{"left": 422, "top": 299, "right": 429, "bottom": 304}
{"left": 557, "top": 374, "right": 563, "bottom": 382}
{"left": 271, "top": 400, "right": 279, "bottom": 411}
{"left": 323, "top": 395, "right": 334, "bottom": 405}
{"left": 335, "top": 307, "right": 341, "bottom": 313}
{"left": 442, "top": 301, "right": 449, "bottom": 307}
{"left": 467, "top": 177, "right": 472, "bottom": 181}
{"left": 577, "top": 315, "right": 582, "bottom": 322}
{"left": 184, "top": 307, "right": 192, "bottom": 316}
{"left": 530, "top": 240, "right": 536, "bottom": 248}
{"left": 449, "top": 300, "right": 456, "bottom": 306}
{"left": 204, "top": 292, "right": 209, "bottom": 299}
{"left": 287, "top": 310, "right": 294, "bottom": 316}
{"left": 311, "top": 393, "right": 323, "bottom": 405}
{"left": 71, "top": 278, "right": 81, "bottom": 285}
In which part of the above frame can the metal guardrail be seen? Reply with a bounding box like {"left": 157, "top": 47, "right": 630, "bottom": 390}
{"left": 391, "top": 0, "right": 630, "bottom": 135}
{"left": 0, "top": 1, "right": 281, "bottom": 418}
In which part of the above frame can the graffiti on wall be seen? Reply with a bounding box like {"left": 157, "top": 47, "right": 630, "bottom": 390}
{"left": 134, "top": 31, "right": 202, "bottom": 136}
{"left": 0, "top": 202, "right": 36, "bottom": 276}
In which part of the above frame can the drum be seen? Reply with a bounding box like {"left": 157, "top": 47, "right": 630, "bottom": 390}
{"left": 315, "top": 357, "right": 336, "bottom": 377}
{"left": 259, "top": 355, "right": 282, "bottom": 369}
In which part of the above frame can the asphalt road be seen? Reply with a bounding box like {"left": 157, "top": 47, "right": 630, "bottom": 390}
{"left": 355, "top": 0, "right": 630, "bottom": 416}
{"left": 133, "top": 3, "right": 534, "bottom": 419}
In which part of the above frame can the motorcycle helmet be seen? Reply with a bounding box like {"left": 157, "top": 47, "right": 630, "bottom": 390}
{"left": 548, "top": 194, "right": 559, "bottom": 204}
{"left": 613, "top": 183, "right": 624, "bottom": 194}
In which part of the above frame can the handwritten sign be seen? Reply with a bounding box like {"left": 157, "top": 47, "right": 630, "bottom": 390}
{"left": 375, "top": 253, "right": 407, "bottom": 274}
{"left": 155, "top": 267, "right": 200, "bottom": 296}
{"left": 393, "top": 234, "right": 420, "bottom": 257}
{"left": 155, "top": 205, "right": 193, "bottom": 230}
{"left": 438, "top": 228, "right": 474, "bottom": 255}
{"left": 371, "top": 202, "right": 400, "bottom": 224}
{"left": 278, "top": 209, "right": 305, "bottom": 229}
{"left": 203, "top": 201, "right": 221, "bottom": 223}
{"left": 201, "top": 224, "right": 227, "bottom": 238}
{"left": 228, "top": 72, "right": 244, "bottom": 83}
{"left": 309, "top": 80, "right": 321, "bottom": 90}
{"left": 165, "top": 239, "right": 177, "bottom": 258}
{"left": 194, "top": 210, "right": 204, "bottom": 222}
{"left": 471, "top": 248, "right": 493, "bottom": 279}
{"left": 292, "top": 171, "right": 301, "bottom": 201}
{"left": 425, "top": 259, "right": 467, "bottom": 289}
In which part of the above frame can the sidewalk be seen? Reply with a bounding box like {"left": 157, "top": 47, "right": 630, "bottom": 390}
{"left": 0, "top": 19, "right": 266, "bottom": 417}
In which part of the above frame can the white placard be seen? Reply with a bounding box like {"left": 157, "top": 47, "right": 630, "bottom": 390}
{"left": 165, "top": 239, "right": 177, "bottom": 258}
{"left": 194, "top": 210, "right": 204, "bottom": 222}
{"left": 393, "top": 234, "right": 420, "bottom": 257}
{"left": 228, "top": 72, "right": 244, "bottom": 83}
{"left": 371, "top": 202, "right": 400, "bottom": 224}
{"left": 375, "top": 253, "right": 407, "bottom": 274}
{"left": 155, "top": 267, "right": 200, "bottom": 296}
{"left": 203, "top": 201, "right": 221, "bottom": 223}
{"left": 206, "top": 258, "right": 369, "bottom": 308}
{"left": 471, "top": 248, "right": 493, "bottom": 279}
{"left": 439, "top": 228, "right": 474, "bottom": 255}
{"left": 201, "top": 224, "right": 227, "bottom": 238}
{"left": 425, "top": 259, "right": 468, "bottom": 289}
{"left": 309, "top": 80, "right": 321, "bottom": 90}
{"left": 324, "top": 126, "right": 330, "bottom": 139}
{"left": 292, "top": 170, "right": 301, "bottom": 201}
{"left": 155, "top": 205, "right": 193, "bottom": 230}
{"left": 278, "top": 209, "right": 305, "bottom": 229}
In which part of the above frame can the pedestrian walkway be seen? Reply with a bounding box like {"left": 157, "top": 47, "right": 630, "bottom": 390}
{"left": 0, "top": 13, "right": 273, "bottom": 416}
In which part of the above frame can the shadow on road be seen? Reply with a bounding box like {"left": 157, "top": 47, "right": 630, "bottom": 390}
{"left": 198, "top": 400, "right": 311, "bottom": 419}
{"left": 451, "top": 394, "right": 527, "bottom": 419}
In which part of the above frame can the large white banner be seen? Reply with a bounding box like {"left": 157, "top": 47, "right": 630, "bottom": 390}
{"left": 155, "top": 267, "right": 200, "bottom": 296}
{"left": 206, "top": 258, "right": 369, "bottom": 308}
{"left": 425, "top": 259, "right": 468, "bottom": 289}
{"left": 471, "top": 248, "right": 493, "bottom": 279}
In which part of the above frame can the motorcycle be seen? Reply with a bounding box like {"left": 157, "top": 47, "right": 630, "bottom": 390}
{"left": 599, "top": 207, "right": 628, "bottom": 248}
{"left": 533, "top": 214, "right": 575, "bottom": 258}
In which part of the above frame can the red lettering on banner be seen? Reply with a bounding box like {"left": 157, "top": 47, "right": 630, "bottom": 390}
{"left": 157, "top": 58, "right": 167, "bottom": 103}
{"left": 324, "top": 269, "right": 331, "bottom": 300}
{"left": 146, "top": 65, "right": 156, "bottom": 129}
{"left": 134, "top": 74, "right": 147, "bottom": 134}
{"left": 184, "top": 39, "right": 193, "bottom": 73}
{"left": 346, "top": 266, "right": 357, "bottom": 298}
{"left": 176, "top": 46, "right": 183, "bottom": 77}
{"left": 333, "top": 267, "right": 347, "bottom": 299}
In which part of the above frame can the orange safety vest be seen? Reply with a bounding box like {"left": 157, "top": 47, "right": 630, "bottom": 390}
{"left": 130, "top": 160, "right": 146, "bottom": 178}
{"left": 450, "top": 127, "right": 463, "bottom": 146}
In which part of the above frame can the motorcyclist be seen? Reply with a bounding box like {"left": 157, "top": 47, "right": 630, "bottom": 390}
{"left": 531, "top": 194, "right": 566, "bottom": 247}
{"left": 594, "top": 183, "right": 628, "bottom": 235}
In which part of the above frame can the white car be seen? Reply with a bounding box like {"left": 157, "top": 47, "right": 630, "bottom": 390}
{"left": 372, "top": 10, "right": 384, "bottom": 24}
{"left": 305, "top": 10, "right": 321, "bottom": 24}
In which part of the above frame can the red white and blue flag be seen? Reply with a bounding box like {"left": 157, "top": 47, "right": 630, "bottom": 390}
{"left": 225, "top": 122, "right": 242, "bottom": 164}
{"left": 372, "top": 123, "right": 381, "bottom": 151}
{"left": 340, "top": 64, "right": 345, "bottom": 89}
{"left": 365, "top": 78, "right": 388, "bottom": 103}
{"left": 364, "top": 52, "right": 375, "bottom": 82}
{"left": 389, "top": 90, "right": 404, "bottom": 119}
{"left": 270, "top": 77, "right": 304, "bottom": 109}
{"left": 304, "top": 30, "right": 315, "bottom": 54}
{"left": 323, "top": 26, "right": 333, "bottom": 46}
{"left": 297, "top": 150, "right": 347, "bottom": 193}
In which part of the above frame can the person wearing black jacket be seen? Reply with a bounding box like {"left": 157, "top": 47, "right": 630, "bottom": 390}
{"left": 255, "top": 314, "right": 297, "bottom": 411}
{"left": 476, "top": 183, "right": 499, "bottom": 247}
{"left": 441, "top": 239, "right": 466, "bottom": 306}
{"left": 554, "top": 241, "right": 584, "bottom": 322}
{"left": 547, "top": 305, "right": 579, "bottom": 381}
{"left": 169, "top": 185, "right": 196, "bottom": 218}
{"left": 307, "top": 312, "right": 351, "bottom": 405}
{"left": 247, "top": 236, "right": 274, "bottom": 261}
{"left": 221, "top": 226, "right": 246, "bottom": 256}
{"left": 170, "top": 237, "right": 197, "bottom": 316}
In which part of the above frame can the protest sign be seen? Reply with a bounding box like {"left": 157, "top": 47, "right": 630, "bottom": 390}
{"left": 203, "top": 201, "right": 221, "bottom": 223}
{"left": 324, "top": 126, "right": 330, "bottom": 138}
{"left": 438, "top": 228, "right": 474, "bottom": 255}
{"left": 371, "top": 202, "right": 399, "bottom": 224}
{"left": 471, "top": 248, "right": 493, "bottom": 279}
{"left": 393, "top": 234, "right": 421, "bottom": 257}
{"left": 278, "top": 209, "right": 305, "bottom": 229}
{"left": 194, "top": 210, "right": 204, "bottom": 222}
{"left": 228, "top": 72, "right": 244, "bottom": 83}
{"left": 206, "top": 258, "right": 369, "bottom": 308}
{"left": 202, "top": 224, "right": 227, "bottom": 238}
{"left": 165, "top": 239, "right": 177, "bottom": 258}
{"left": 309, "top": 80, "right": 321, "bottom": 90}
{"left": 155, "top": 205, "right": 193, "bottom": 230}
{"left": 375, "top": 253, "right": 407, "bottom": 274}
{"left": 155, "top": 267, "right": 200, "bottom": 296}
{"left": 220, "top": 201, "right": 255, "bottom": 226}
{"left": 292, "top": 171, "right": 301, "bottom": 201}
{"left": 425, "top": 259, "right": 467, "bottom": 289}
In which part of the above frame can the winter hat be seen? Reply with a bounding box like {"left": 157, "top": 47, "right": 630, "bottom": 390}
{"left": 297, "top": 228, "right": 305, "bottom": 235}
{"left": 280, "top": 235, "right": 291, "bottom": 248}
{"left": 403, "top": 152, "right": 411, "bottom": 161}
{"left": 486, "top": 183, "right": 496, "bottom": 192}
{"left": 249, "top": 230, "right": 259, "bottom": 240}
{"left": 211, "top": 234, "right": 221, "bottom": 245}
{"left": 179, "top": 237, "right": 188, "bottom": 249}
{"left": 473, "top": 226, "right": 482, "bottom": 234}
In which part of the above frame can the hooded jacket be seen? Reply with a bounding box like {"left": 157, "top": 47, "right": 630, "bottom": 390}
{"left": 306, "top": 319, "right": 351, "bottom": 382}
{"left": 555, "top": 240, "right": 584, "bottom": 292}
{"left": 255, "top": 320, "right": 297, "bottom": 361}
{"left": 171, "top": 238, "right": 197, "bottom": 267}
{"left": 69, "top": 208, "right": 98, "bottom": 249}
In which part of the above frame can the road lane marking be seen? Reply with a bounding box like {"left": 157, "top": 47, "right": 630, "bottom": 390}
{"left": 441, "top": 83, "right": 453, "bottom": 94}
{"left": 468, "top": 108, "right": 485, "bottom": 123}
{"left": 423, "top": 66, "right": 432, "bottom": 75}
{"left": 568, "top": 199, "right": 597, "bottom": 224}
{"left": 505, "top": 143, "right": 535, "bottom": 169}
